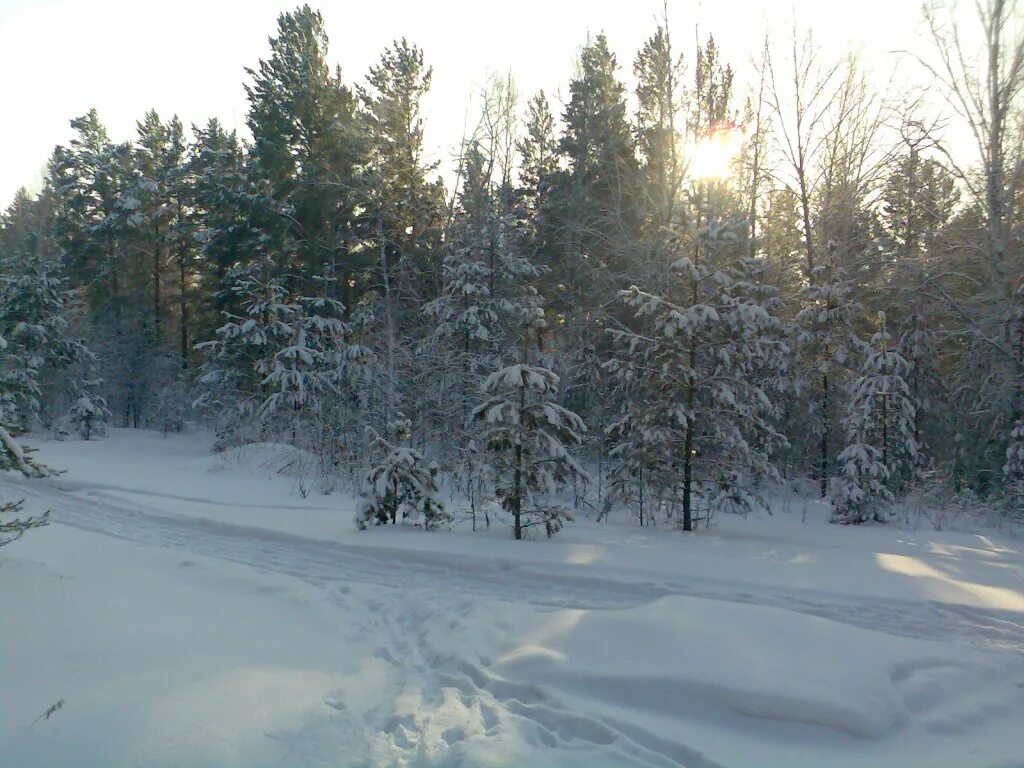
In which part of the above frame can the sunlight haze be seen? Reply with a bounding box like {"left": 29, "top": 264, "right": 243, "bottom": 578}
{"left": 1, "top": 0, "right": 932, "bottom": 204}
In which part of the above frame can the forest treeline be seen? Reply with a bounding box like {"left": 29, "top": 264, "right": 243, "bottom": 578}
{"left": 2, "top": 2, "right": 1024, "bottom": 534}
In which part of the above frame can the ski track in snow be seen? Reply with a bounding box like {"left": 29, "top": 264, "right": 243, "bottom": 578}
{"left": 8, "top": 475, "right": 1024, "bottom": 768}
{"left": 14, "top": 478, "right": 1024, "bottom": 657}
{"left": 12, "top": 478, "right": 735, "bottom": 767}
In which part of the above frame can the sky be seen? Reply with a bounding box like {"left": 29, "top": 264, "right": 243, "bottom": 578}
{"left": 0, "top": 0, "right": 952, "bottom": 205}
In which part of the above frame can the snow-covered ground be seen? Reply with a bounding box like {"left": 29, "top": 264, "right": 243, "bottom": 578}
{"left": 2, "top": 429, "right": 1023, "bottom": 768}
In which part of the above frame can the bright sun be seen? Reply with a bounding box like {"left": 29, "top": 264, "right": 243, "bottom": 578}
{"left": 688, "top": 126, "right": 742, "bottom": 181}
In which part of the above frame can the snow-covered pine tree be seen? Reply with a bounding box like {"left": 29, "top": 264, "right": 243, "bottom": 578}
{"left": 187, "top": 119, "right": 250, "bottom": 341}
{"left": 0, "top": 420, "right": 53, "bottom": 479}
{"left": 794, "top": 260, "right": 861, "bottom": 497}
{"left": 0, "top": 190, "right": 91, "bottom": 428}
{"left": 474, "top": 361, "right": 588, "bottom": 539}
{"left": 48, "top": 111, "right": 165, "bottom": 428}
{"left": 1003, "top": 419, "right": 1024, "bottom": 519}
{"left": 122, "top": 110, "right": 187, "bottom": 352}
{"left": 196, "top": 265, "right": 370, "bottom": 453}
{"left": 425, "top": 139, "right": 547, "bottom": 514}
{"left": 358, "top": 415, "right": 449, "bottom": 530}
{"left": 194, "top": 265, "right": 288, "bottom": 447}
{"left": 880, "top": 144, "right": 958, "bottom": 482}
{"left": 606, "top": 210, "right": 787, "bottom": 531}
{"left": 422, "top": 143, "right": 501, "bottom": 446}
{"left": 830, "top": 440, "right": 892, "bottom": 524}
{"left": 717, "top": 251, "right": 791, "bottom": 510}
{"left": 0, "top": 314, "right": 53, "bottom": 537}
{"left": 66, "top": 390, "right": 111, "bottom": 441}
{"left": 152, "top": 352, "right": 189, "bottom": 435}
{"left": 604, "top": 393, "right": 669, "bottom": 526}
{"left": 0, "top": 334, "right": 56, "bottom": 479}
{"left": 831, "top": 313, "right": 918, "bottom": 524}
{"left": 359, "top": 37, "right": 447, "bottom": 427}
{"left": 472, "top": 285, "right": 589, "bottom": 539}
{"left": 260, "top": 292, "right": 348, "bottom": 438}
{"left": 897, "top": 306, "right": 940, "bottom": 480}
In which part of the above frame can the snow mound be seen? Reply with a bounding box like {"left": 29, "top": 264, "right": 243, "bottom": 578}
{"left": 477, "top": 596, "right": 999, "bottom": 739}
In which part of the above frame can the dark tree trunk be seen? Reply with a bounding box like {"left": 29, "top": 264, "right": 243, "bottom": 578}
{"left": 820, "top": 373, "right": 829, "bottom": 498}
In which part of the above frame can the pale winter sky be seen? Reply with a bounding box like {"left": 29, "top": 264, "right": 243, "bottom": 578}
{"left": 0, "top": 0, "right": 962, "bottom": 205}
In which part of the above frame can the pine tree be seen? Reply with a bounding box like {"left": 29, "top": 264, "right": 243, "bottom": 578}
{"left": 0, "top": 189, "right": 91, "bottom": 428}
{"left": 358, "top": 415, "right": 449, "bottom": 529}
{"left": 124, "top": 110, "right": 187, "bottom": 346}
{"left": 896, "top": 309, "right": 940, "bottom": 479}
{"left": 472, "top": 272, "right": 588, "bottom": 539}
{"left": 67, "top": 390, "right": 110, "bottom": 441}
{"left": 187, "top": 119, "right": 250, "bottom": 342}
{"left": 423, "top": 142, "right": 501, "bottom": 442}
{"left": 0, "top": 333, "right": 57, "bottom": 479}
{"left": 514, "top": 91, "right": 559, "bottom": 282}
{"left": 194, "top": 265, "right": 290, "bottom": 446}
{"left": 604, "top": 373, "right": 669, "bottom": 526}
{"left": 881, "top": 147, "right": 958, "bottom": 478}
{"left": 795, "top": 260, "right": 861, "bottom": 496}
{"left": 49, "top": 110, "right": 156, "bottom": 427}
{"left": 48, "top": 110, "right": 127, "bottom": 313}
{"left": 831, "top": 314, "right": 918, "bottom": 523}
{"left": 358, "top": 37, "right": 446, "bottom": 423}
{"left": 541, "top": 36, "right": 642, "bottom": 457}
{"left": 606, "top": 205, "right": 786, "bottom": 531}
{"left": 830, "top": 439, "right": 892, "bottom": 524}
{"left": 0, "top": 282, "right": 59, "bottom": 540}
{"left": 260, "top": 283, "right": 365, "bottom": 441}
{"left": 244, "top": 4, "right": 363, "bottom": 297}
{"left": 474, "top": 361, "right": 588, "bottom": 539}
{"left": 196, "top": 263, "right": 368, "bottom": 451}
{"left": 552, "top": 33, "right": 640, "bottom": 334}
{"left": 634, "top": 23, "right": 686, "bottom": 279}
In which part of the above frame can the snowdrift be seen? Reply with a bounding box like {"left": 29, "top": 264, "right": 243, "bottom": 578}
{"left": 428, "top": 596, "right": 1008, "bottom": 741}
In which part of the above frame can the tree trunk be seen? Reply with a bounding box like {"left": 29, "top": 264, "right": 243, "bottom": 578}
{"left": 682, "top": 420, "right": 693, "bottom": 532}
{"left": 513, "top": 380, "right": 525, "bottom": 540}
{"left": 379, "top": 221, "right": 398, "bottom": 422}
{"left": 179, "top": 253, "right": 188, "bottom": 367}
{"left": 153, "top": 229, "right": 163, "bottom": 343}
{"left": 820, "top": 373, "right": 829, "bottom": 498}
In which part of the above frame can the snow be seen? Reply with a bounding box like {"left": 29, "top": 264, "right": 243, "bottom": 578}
{"left": 469, "top": 598, "right": 993, "bottom": 738}
{"left": 2, "top": 428, "right": 1024, "bottom": 767}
